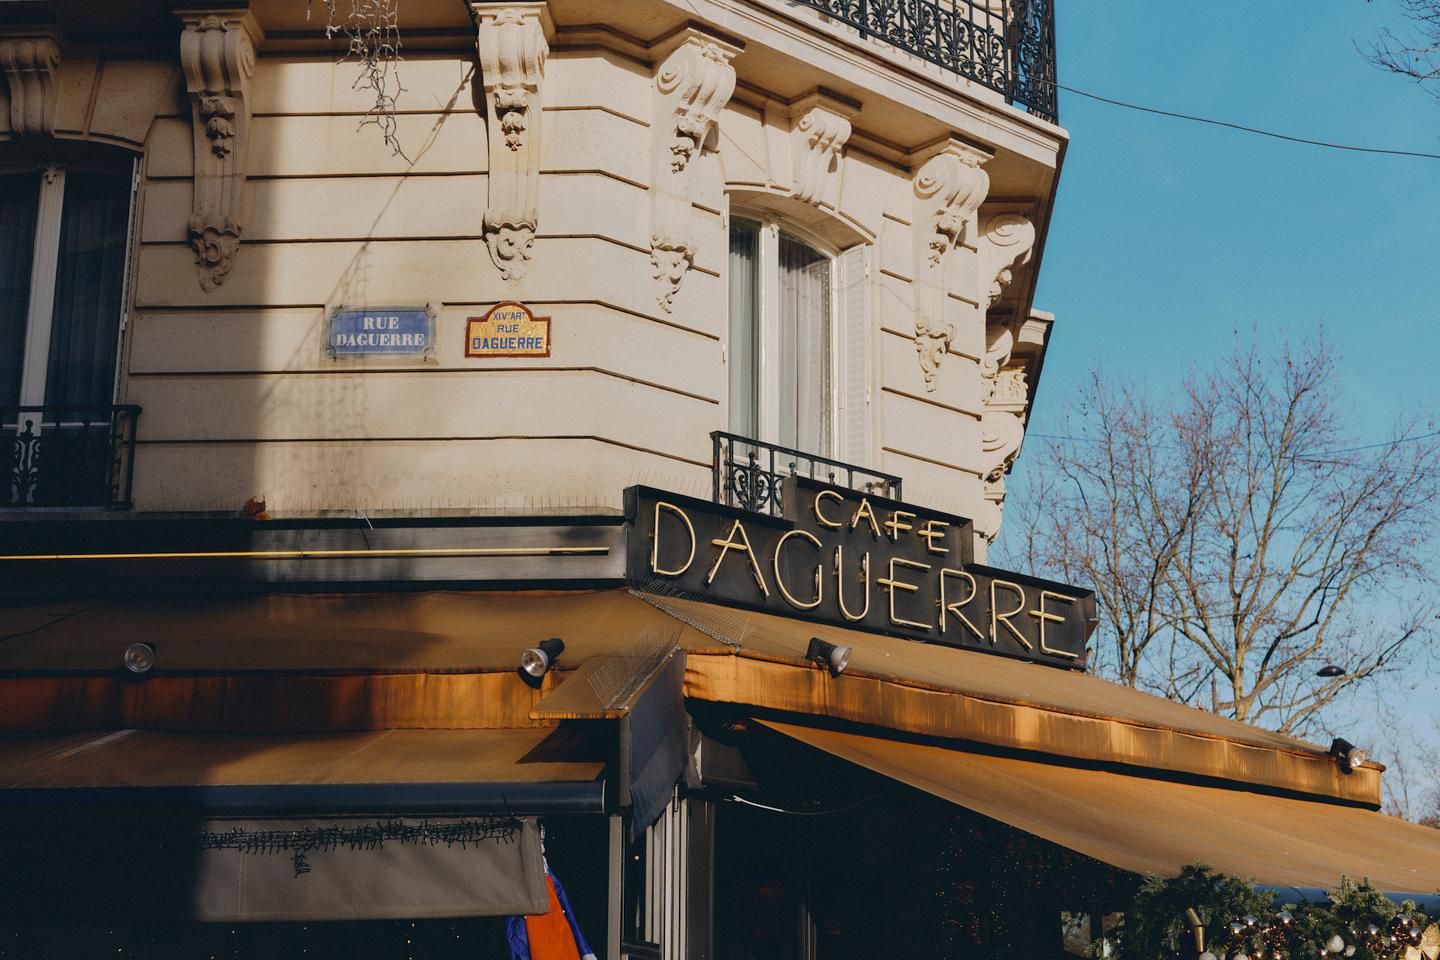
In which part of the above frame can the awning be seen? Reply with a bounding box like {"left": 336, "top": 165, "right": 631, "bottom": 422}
{"left": 0, "top": 726, "right": 600, "bottom": 923}
{"left": 0, "top": 589, "right": 1384, "bottom": 806}
{"left": 0, "top": 726, "right": 606, "bottom": 813}
{"left": 761, "top": 720, "right": 1440, "bottom": 895}
{"left": 656, "top": 594, "right": 1381, "bottom": 807}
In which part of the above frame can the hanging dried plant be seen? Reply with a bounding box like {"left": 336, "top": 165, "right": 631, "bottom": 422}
{"left": 307, "top": 0, "right": 408, "bottom": 157}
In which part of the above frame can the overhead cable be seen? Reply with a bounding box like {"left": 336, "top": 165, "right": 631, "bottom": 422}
{"left": 1052, "top": 82, "right": 1440, "bottom": 161}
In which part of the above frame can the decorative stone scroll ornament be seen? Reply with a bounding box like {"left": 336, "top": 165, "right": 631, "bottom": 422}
{"left": 909, "top": 140, "right": 992, "bottom": 389}
{"left": 789, "top": 91, "right": 855, "bottom": 208}
{"left": 0, "top": 31, "right": 62, "bottom": 138}
{"left": 473, "top": 3, "right": 550, "bottom": 282}
{"left": 649, "top": 29, "right": 740, "bottom": 312}
{"left": 177, "top": 8, "right": 262, "bottom": 292}
{"left": 976, "top": 311, "right": 1049, "bottom": 542}
{"left": 977, "top": 209, "right": 1037, "bottom": 308}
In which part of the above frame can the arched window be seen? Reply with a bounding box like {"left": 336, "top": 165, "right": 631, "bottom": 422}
{"left": 727, "top": 211, "right": 869, "bottom": 460}
{"left": 1, "top": 150, "right": 137, "bottom": 410}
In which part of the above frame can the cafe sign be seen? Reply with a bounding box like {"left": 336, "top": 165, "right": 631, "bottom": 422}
{"left": 466, "top": 302, "right": 550, "bottom": 358}
{"left": 624, "top": 480, "right": 1096, "bottom": 669}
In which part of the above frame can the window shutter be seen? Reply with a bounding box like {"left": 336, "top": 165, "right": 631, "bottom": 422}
{"left": 837, "top": 243, "right": 870, "bottom": 463}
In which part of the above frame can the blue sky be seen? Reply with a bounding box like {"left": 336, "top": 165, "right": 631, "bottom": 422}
{"left": 1026, "top": 0, "right": 1440, "bottom": 433}
{"left": 996, "top": 1, "right": 1440, "bottom": 794}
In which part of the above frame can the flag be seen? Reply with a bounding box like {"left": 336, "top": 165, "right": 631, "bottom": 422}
{"left": 507, "top": 870, "right": 597, "bottom": 960}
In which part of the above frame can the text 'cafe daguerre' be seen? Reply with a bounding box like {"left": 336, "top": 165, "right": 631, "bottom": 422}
{"left": 1, "top": 476, "right": 1438, "bottom": 960}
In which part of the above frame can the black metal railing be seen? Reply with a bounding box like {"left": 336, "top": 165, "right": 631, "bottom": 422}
{"left": 712, "top": 431, "right": 903, "bottom": 518}
{"left": 791, "top": 0, "right": 1058, "bottom": 122}
{"left": 1, "top": 405, "right": 141, "bottom": 510}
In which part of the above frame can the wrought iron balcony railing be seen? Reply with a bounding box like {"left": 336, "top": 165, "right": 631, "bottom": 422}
{"left": 793, "top": 0, "right": 1058, "bottom": 122}
{"left": 1, "top": 405, "right": 141, "bottom": 510}
{"left": 712, "top": 431, "right": 903, "bottom": 518}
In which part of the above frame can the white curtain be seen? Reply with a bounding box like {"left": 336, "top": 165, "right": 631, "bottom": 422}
{"left": 779, "top": 232, "right": 831, "bottom": 453}
{"left": 727, "top": 218, "right": 761, "bottom": 438}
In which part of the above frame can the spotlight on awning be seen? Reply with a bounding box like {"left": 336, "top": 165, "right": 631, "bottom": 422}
{"left": 1328, "top": 737, "right": 1369, "bottom": 773}
{"left": 123, "top": 642, "right": 156, "bottom": 675}
{"left": 806, "top": 637, "right": 850, "bottom": 677}
{"left": 520, "top": 638, "right": 565, "bottom": 679}
{"left": 1316, "top": 664, "right": 1345, "bottom": 678}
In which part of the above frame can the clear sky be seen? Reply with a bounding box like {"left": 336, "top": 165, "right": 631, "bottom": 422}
{"left": 995, "top": 1, "right": 1440, "bottom": 800}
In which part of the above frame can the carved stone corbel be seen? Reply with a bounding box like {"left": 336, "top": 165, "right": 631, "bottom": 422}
{"left": 789, "top": 91, "right": 854, "bottom": 208}
{"left": 474, "top": 3, "right": 551, "bottom": 282}
{"left": 0, "top": 30, "right": 62, "bottom": 139}
{"left": 909, "top": 140, "right": 991, "bottom": 389}
{"left": 976, "top": 310, "right": 1049, "bottom": 542}
{"left": 177, "top": 8, "right": 262, "bottom": 292}
{"left": 650, "top": 28, "right": 739, "bottom": 312}
{"left": 977, "top": 208, "right": 1036, "bottom": 308}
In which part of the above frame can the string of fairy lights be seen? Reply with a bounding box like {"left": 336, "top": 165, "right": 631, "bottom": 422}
{"left": 1204, "top": 911, "right": 1439, "bottom": 960}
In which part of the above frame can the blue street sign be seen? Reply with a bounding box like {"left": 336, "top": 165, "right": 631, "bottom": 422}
{"left": 327, "top": 307, "right": 434, "bottom": 357}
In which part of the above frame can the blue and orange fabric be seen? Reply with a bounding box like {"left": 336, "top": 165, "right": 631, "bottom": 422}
{"left": 506, "top": 870, "right": 597, "bottom": 960}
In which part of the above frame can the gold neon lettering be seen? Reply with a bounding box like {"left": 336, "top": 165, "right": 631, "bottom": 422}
{"left": 850, "top": 498, "right": 881, "bottom": 537}
{"left": 917, "top": 520, "right": 950, "bottom": 555}
{"left": 812, "top": 489, "right": 845, "bottom": 529}
{"left": 773, "top": 529, "right": 823, "bottom": 610}
{"left": 833, "top": 546, "right": 871, "bottom": 621}
{"left": 990, "top": 579, "right": 1031, "bottom": 649}
{"left": 651, "top": 501, "right": 697, "bottom": 576}
{"left": 877, "top": 557, "right": 930, "bottom": 629}
{"left": 882, "top": 510, "right": 915, "bottom": 542}
{"left": 1031, "top": 590, "right": 1078, "bottom": 658}
{"left": 938, "top": 568, "right": 985, "bottom": 641}
{"left": 707, "top": 519, "right": 770, "bottom": 597}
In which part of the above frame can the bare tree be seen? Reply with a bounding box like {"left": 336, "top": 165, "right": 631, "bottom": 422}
{"left": 1377, "top": 722, "right": 1440, "bottom": 824}
{"left": 1008, "top": 335, "right": 1440, "bottom": 737}
{"left": 1364, "top": 0, "right": 1440, "bottom": 99}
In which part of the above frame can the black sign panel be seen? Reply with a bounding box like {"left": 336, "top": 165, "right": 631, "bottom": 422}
{"left": 624, "top": 480, "right": 1095, "bottom": 669}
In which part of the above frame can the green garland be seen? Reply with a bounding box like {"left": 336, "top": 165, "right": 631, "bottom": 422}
{"left": 1104, "top": 867, "right": 1436, "bottom": 960}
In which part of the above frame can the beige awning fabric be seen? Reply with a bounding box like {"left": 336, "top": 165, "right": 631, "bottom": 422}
{"left": 761, "top": 720, "right": 1440, "bottom": 895}
{"left": 0, "top": 589, "right": 708, "bottom": 673}
{"left": 3, "top": 813, "right": 552, "bottom": 923}
{"left": 0, "top": 589, "right": 1379, "bottom": 805}
{"left": 658, "top": 595, "right": 1381, "bottom": 807}
{"left": 0, "top": 726, "right": 605, "bottom": 807}
{"left": 190, "top": 817, "right": 549, "bottom": 921}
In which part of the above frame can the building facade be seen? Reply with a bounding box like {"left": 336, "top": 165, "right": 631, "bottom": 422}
{"left": 1, "top": 0, "right": 1059, "bottom": 549}
{"left": 4, "top": 2, "right": 1439, "bottom": 960}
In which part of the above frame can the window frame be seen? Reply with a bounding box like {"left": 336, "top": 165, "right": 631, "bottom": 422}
{"left": 725, "top": 208, "right": 844, "bottom": 458}
{"left": 0, "top": 153, "right": 140, "bottom": 415}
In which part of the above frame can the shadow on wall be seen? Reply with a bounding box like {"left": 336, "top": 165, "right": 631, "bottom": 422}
{"left": 242, "top": 63, "right": 475, "bottom": 519}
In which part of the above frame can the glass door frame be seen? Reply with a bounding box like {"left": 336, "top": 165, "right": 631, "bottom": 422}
{"left": 1, "top": 154, "right": 140, "bottom": 416}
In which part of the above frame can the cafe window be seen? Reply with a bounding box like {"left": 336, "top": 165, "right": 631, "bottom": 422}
{"left": 1, "top": 156, "right": 137, "bottom": 411}
{"left": 727, "top": 214, "right": 870, "bottom": 461}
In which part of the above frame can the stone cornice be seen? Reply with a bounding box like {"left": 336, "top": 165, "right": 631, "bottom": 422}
{"left": 0, "top": 26, "right": 65, "bottom": 139}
